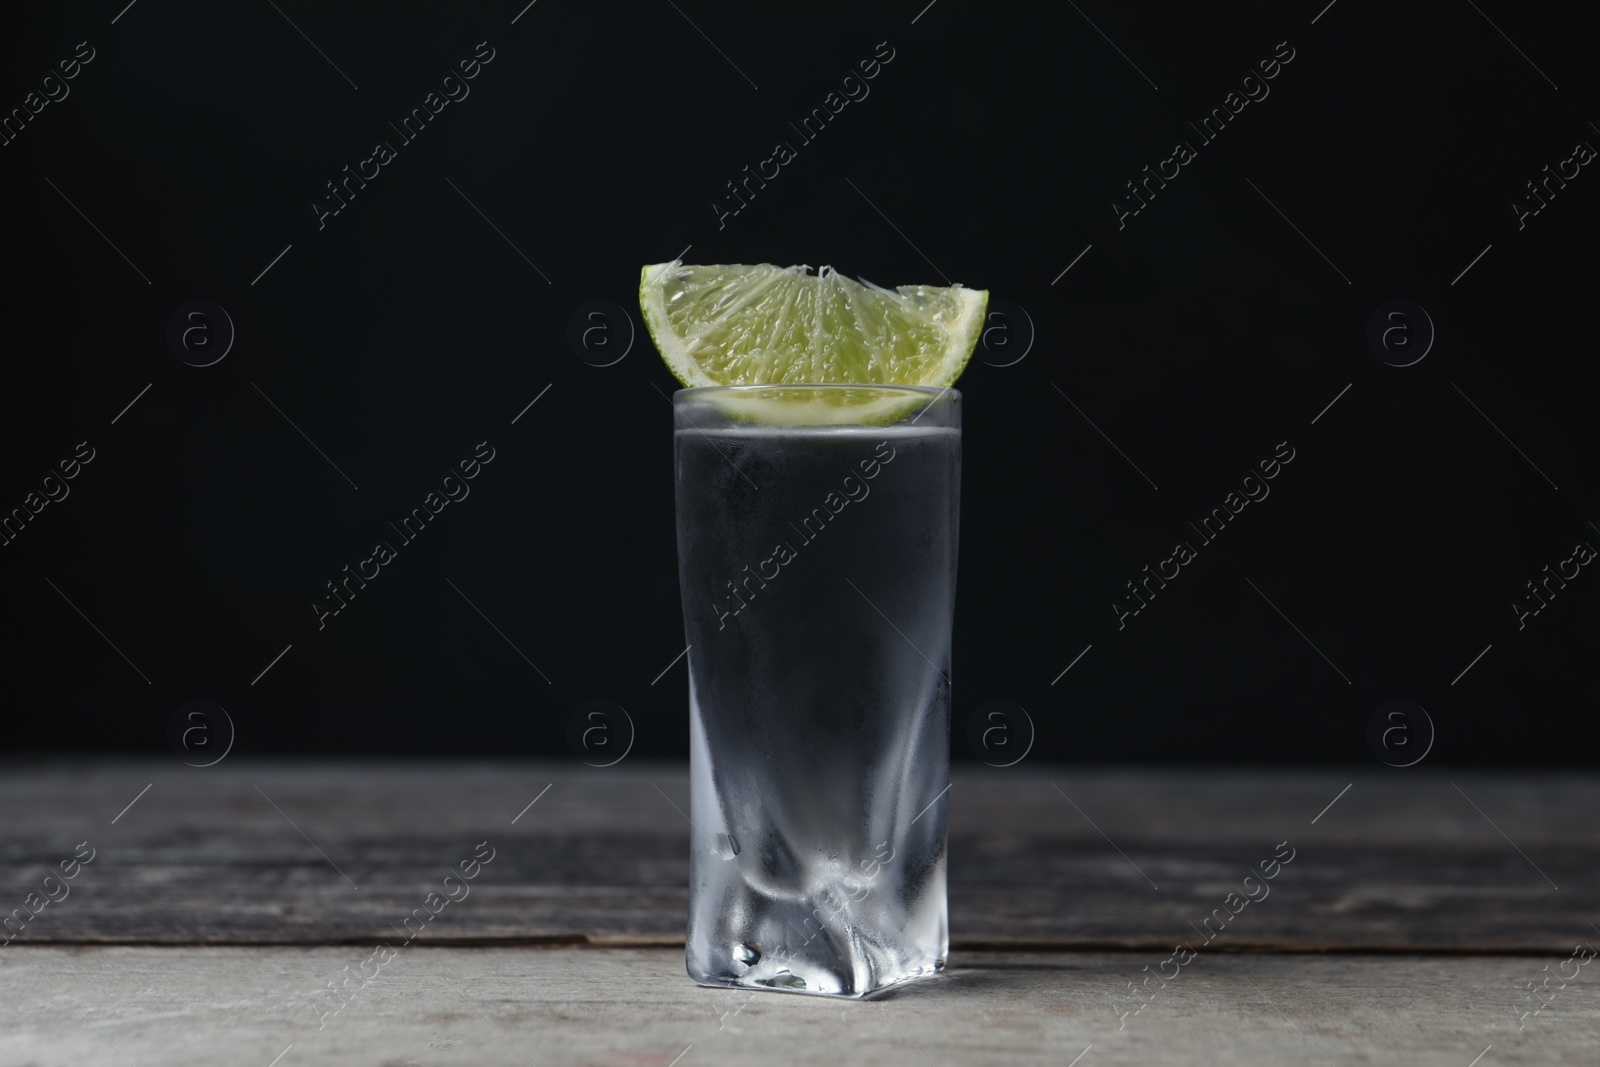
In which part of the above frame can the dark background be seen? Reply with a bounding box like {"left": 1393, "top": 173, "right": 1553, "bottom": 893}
{"left": 2, "top": 0, "right": 1595, "bottom": 765}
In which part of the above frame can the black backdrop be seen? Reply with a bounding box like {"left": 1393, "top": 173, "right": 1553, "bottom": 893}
{"left": 2, "top": 0, "right": 1596, "bottom": 765}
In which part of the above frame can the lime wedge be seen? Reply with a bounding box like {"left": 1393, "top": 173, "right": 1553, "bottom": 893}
{"left": 640, "top": 261, "right": 987, "bottom": 391}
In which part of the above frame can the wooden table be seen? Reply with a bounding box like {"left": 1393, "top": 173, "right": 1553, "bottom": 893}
{"left": 2, "top": 760, "right": 1596, "bottom": 1064}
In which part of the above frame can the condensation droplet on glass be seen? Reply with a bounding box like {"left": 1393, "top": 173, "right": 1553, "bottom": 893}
{"left": 714, "top": 832, "right": 740, "bottom": 859}
{"left": 733, "top": 942, "right": 760, "bottom": 966}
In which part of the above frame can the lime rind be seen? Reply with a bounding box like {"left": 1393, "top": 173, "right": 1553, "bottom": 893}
{"left": 679, "top": 385, "right": 951, "bottom": 427}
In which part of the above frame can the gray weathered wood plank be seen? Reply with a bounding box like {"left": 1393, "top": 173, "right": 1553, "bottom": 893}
{"left": 2, "top": 946, "right": 1595, "bottom": 1066}
{"left": 1, "top": 759, "right": 1595, "bottom": 949}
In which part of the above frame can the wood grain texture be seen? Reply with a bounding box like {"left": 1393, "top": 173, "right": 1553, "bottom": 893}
{"left": 1, "top": 759, "right": 1595, "bottom": 950}
{"left": 3, "top": 946, "right": 1596, "bottom": 1066}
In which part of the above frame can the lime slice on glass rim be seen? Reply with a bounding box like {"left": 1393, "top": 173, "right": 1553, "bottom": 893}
{"left": 639, "top": 261, "right": 987, "bottom": 425}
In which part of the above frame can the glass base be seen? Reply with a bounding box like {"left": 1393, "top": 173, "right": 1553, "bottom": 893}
{"left": 686, "top": 870, "right": 948, "bottom": 999}
{"left": 688, "top": 947, "right": 946, "bottom": 1000}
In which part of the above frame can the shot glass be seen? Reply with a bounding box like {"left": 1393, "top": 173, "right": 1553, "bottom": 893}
{"left": 673, "top": 385, "right": 960, "bottom": 997}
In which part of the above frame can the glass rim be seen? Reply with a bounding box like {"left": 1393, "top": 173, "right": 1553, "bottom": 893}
{"left": 672, "top": 384, "right": 960, "bottom": 398}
